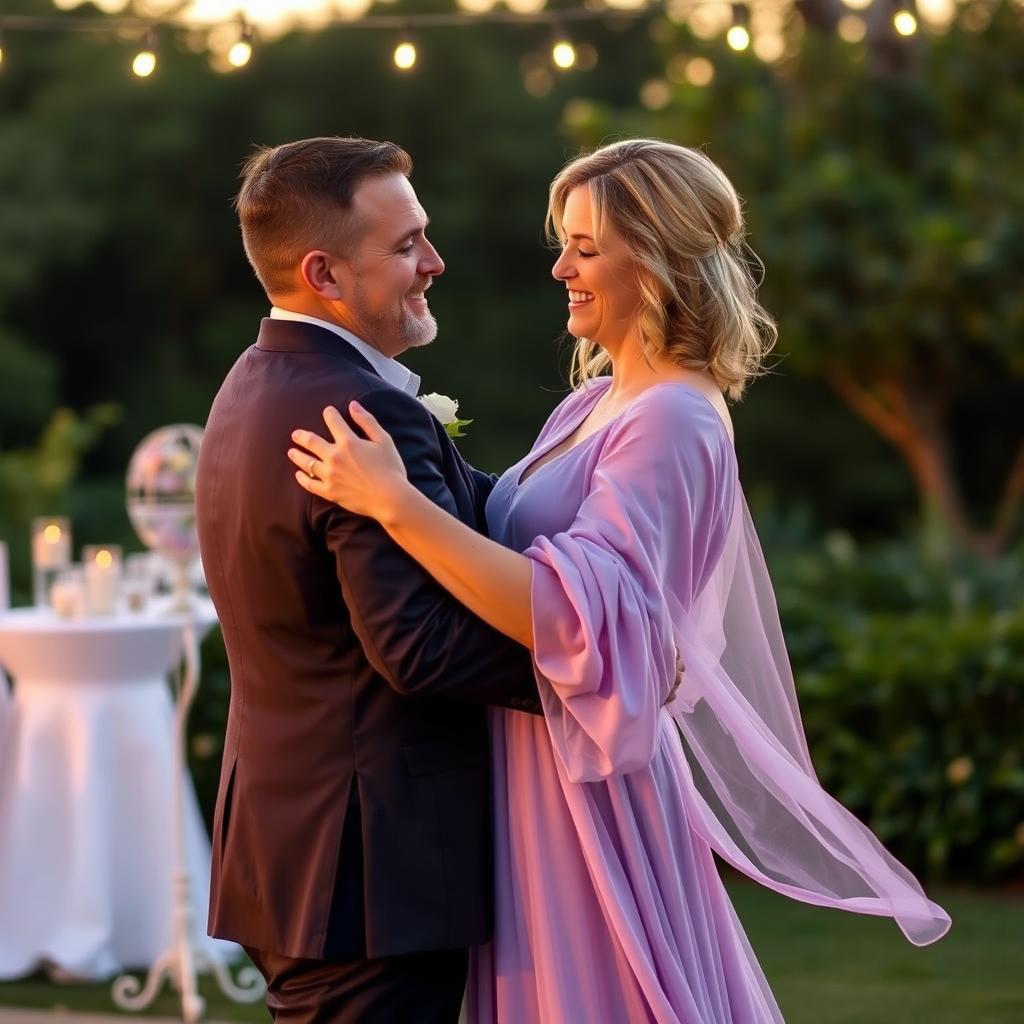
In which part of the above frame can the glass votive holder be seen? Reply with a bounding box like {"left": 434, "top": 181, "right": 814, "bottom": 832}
{"left": 50, "top": 566, "right": 87, "bottom": 620}
{"left": 123, "top": 552, "right": 158, "bottom": 613}
{"left": 83, "top": 544, "right": 123, "bottom": 617}
{"left": 31, "top": 516, "right": 72, "bottom": 608}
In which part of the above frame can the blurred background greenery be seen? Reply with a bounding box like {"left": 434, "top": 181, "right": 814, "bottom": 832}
{"left": 0, "top": 0, "right": 1021, "bottom": 895}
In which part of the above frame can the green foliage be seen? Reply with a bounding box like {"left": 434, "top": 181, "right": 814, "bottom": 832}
{"left": 579, "top": 6, "right": 1024, "bottom": 378}
{"left": 0, "top": 404, "right": 121, "bottom": 597}
{"left": 764, "top": 524, "right": 1024, "bottom": 881}
{"left": 0, "top": 328, "right": 58, "bottom": 443}
{"left": 1, "top": 0, "right": 1018, "bottom": 533}
{"left": 0, "top": 0, "right": 638, "bottom": 476}
{"left": 571, "top": 4, "right": 1024, "bottom": 538}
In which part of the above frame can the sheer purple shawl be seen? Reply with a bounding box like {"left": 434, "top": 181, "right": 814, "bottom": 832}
{"left": 524, "top": 384, "right": 951, "bottom": 947}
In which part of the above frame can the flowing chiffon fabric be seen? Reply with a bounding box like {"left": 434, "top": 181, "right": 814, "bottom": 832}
{"left": 465, "top": 378, "right": 949, "bottom": 1024}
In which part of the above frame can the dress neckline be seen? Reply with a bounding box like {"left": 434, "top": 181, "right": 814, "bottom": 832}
{"left": 515, "top": 379, "right": 726, "bottom": 489}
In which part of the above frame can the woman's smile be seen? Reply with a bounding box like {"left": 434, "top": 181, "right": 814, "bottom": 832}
{"left": 568, "top": 289, "right": 595, "bottom": 309}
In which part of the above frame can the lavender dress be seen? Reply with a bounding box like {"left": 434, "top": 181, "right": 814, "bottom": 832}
{"left": 464, "top": 376, "right": 948, "bottom": 1023}
{"left": 465, "top": 379, "right": 783, "bottom": 1023}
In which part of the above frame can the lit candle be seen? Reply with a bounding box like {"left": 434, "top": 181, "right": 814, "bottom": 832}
{"left": 31, "top": 516, "right": 72, "bottom": 608}
{"left": 83, "top": 544, "right": 123, "bottom": 616}
{"left": 32, "top": 517, "right": 71, "bottom": 569}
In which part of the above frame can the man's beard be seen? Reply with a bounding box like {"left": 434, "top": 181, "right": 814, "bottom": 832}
{"left": 350, "top": 285, "right": 437, "bottom": 354}
{"left": 399, "top": 306, "right": 438, "bottom": 350}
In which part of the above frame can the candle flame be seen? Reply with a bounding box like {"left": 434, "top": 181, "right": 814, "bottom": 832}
{"left": 96, "top": 549, "right": 114, "bottom": 569}
{"left": 44, "top": 525, "right": 63, "bottom": 544}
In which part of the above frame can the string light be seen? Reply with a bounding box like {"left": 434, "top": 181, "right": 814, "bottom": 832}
{"left": 393, "top": 38, "right": 417, "bottom": 70}
{"left": 893, "top": 9, "right": 918, "bottom": 34}
{"left": 0, "top": 0, "right": 1009, "bottom": 87}
{"left": 227, "top": 22, "right": 253, "bottom": 68}
{"left": 131, "top": 29, "right": 157, "bottom": 78}
{"left": 726, "top": 23, "right": 750, "bottom": 49}
{"left": 551, "top": 23, "right": 577, "bottom": 69}
{"left": 726, "top": 4, "right": 750, "bottom": 51}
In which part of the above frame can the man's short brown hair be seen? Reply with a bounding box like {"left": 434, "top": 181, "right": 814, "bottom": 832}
{"left": 234, "top": 136, "right": 413, "bottom": 297}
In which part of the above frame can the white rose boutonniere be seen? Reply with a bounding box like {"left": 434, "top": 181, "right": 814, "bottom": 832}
{"left": 419, "top": 392, "right": 473, "bottom": 439}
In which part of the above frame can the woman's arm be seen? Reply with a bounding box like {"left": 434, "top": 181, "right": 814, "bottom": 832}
{"left": 290, "top": 402, "right": 534, "bottom": 649}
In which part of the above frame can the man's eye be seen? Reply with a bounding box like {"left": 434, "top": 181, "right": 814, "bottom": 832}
{"left": 398, "top": 243, "right": 415, "bottom": 254}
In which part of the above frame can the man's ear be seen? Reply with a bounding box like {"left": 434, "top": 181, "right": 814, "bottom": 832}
{"left": 299, "top": 250, "right": 345, "bottom": 300}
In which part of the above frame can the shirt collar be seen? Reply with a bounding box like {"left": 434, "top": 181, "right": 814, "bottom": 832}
{"left": 269, "top": 307, "right": 421, "bottom": 396}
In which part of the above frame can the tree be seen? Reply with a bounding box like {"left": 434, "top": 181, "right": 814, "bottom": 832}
{"left": 573, "top": 2, "right": 1024, "bottom": 556}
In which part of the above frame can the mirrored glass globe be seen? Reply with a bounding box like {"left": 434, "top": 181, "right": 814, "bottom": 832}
{"left": 126, "top": 424, "right": 203, "bottom": 607}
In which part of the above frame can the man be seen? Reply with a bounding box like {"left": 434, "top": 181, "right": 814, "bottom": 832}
{"left": 195, "top": 136, "right": 540, "bottom": 1024}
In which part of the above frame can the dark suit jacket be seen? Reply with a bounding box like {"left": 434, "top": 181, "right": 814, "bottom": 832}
{"left": 196, "top": 317, "right": 540, "bottom": 960}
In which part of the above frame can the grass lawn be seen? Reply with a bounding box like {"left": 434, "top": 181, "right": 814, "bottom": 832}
{"left": 1, "top": 879, "right": 1020, "bottom": 1022}
{"left": 730, "top": 877, "right": 1023, "bottom": 1023}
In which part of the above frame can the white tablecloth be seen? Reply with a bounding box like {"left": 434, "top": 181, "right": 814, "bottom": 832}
{"left": 0, "top": 600, "right": 237, "bottom": 980}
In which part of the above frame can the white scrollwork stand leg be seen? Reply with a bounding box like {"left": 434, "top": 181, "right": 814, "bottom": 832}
{"left": 112, "top": 617, "right": 265, "bottom": 1021}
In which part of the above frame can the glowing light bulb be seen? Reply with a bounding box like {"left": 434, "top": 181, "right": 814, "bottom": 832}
{"left": 394, "top": 41, "right": 417, "bottom": 70}
{"left": 893, "top": 9, "right": 918, "bottom": 34}
{"left": 132, "top": 50, "right": 156, "bottom": 77}
{"left": 552, "top": 40, "right": 577, "bottom": 69}
{"left": 228, "top": 40, "right": 253, "bottom": 67}
{"left": 726, "top": 25, "right": 750, "bottom": 50}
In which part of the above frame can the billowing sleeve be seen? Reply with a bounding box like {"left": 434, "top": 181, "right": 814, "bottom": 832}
{"left": 525, "top": 389, "right": 732, "bottom": 782}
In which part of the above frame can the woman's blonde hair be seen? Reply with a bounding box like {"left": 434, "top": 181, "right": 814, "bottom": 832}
{"left": 546, "top": 139, "right": 776, "bottom": 400}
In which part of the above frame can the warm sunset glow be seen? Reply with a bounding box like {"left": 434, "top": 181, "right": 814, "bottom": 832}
{"left": 26, "top": 0, "right": 969, "bottom": 59}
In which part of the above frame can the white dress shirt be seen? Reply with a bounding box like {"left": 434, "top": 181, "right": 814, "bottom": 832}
{"left": 269, "top": 307, "right": 421, "bottom": 396}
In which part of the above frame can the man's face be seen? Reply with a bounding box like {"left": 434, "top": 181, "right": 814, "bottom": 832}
{"left": 335, "top": 173, "right": 445, "bottom": 357}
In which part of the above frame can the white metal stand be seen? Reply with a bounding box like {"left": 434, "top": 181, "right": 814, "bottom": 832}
{"left": 111, "top": 615, "right": 265, "bottom": 1021}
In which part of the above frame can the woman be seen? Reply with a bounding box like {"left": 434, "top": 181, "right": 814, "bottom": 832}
{"left": 288, "top": 140, "right": 950, "bottom": 1022}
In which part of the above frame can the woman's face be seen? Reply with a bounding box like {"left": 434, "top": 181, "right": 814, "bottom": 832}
{"left": 551, "top": 184, "right": 643, "bottom": 350}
